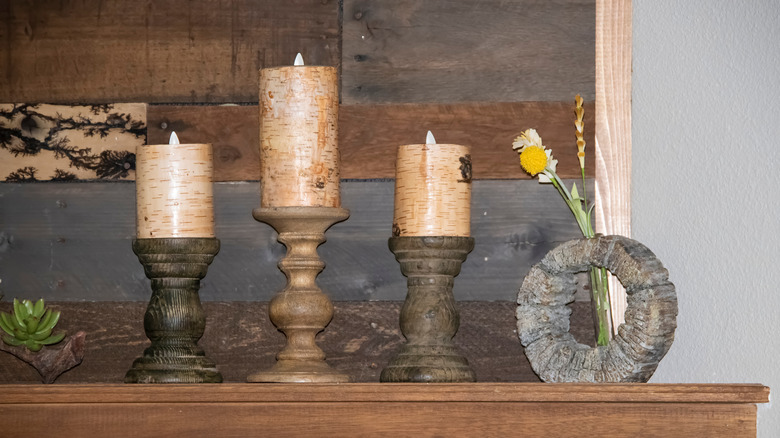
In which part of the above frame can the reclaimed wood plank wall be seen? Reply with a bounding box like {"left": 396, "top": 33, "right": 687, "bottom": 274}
{"left": 0, "top": 0, "right": 597, "bottom": 382}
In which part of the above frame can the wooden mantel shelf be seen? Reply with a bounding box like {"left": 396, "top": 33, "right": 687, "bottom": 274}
{"left": 0, "top": 383, "right": 769, "bottom": 437}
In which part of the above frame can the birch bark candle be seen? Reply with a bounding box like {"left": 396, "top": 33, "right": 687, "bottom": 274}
{"left": 136, "top": 132, "right": 215, "bottom": 238}
{"left": 393, "top": 131, "right": 472, "bottom": 237}
{"left": 259, "top": 53, "right": 340, "bottom": 207}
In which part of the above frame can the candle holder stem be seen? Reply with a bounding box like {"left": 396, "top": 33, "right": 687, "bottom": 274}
{"left": 248, "top": 207, "right": 350, "bottom": 383}
{"left": 125, "top": 238, "right": 222, "bottom": 383}
{"left": 381, "top": 236, "right": 476, "bottom": 383}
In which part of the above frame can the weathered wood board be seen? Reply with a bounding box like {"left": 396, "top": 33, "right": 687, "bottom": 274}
{"left": 342, "top": 0, "right": 596, "bottom": 104}
{"left": 2, "top": 100, "right": 594, "bottom": 181}
{"left": 0, "top": 301, "right": 598, "bottom": 383}
{"left": 0, "top": 104, "right": 145, "bottom": 181}
{"left": 146, "top": 101, "right": 596, "bottom": 181}
{"left": 0, "top": 180, "right": 591, "bottom": 301}
{"left": 1, "top": 1, "right": 594, "bottom": 105}
{"left": 0, "top": 0, "right": 339, "bottom": 103}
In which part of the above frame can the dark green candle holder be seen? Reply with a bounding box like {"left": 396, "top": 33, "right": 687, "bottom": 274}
{"left": 125, "top": 238, "right": 223, "bottom": 383}
{"left": 381, "top": 236, "right": 477, "bottom": 383}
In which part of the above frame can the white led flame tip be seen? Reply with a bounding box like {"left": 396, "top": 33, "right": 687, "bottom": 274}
{"left": 426, "top": 130, "right": 436, "bottom": 145}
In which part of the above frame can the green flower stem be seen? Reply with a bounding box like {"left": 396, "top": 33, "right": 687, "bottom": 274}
{"left": 546, "top": 167, "right": 611, "bottom": 346}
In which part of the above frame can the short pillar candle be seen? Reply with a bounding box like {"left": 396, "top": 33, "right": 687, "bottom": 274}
{"left": 259, "top": 54, "right": 340, "bottom": 207}
{"left": 393, "top": 133, "right": 471, "bottom": 237}
{"left": 135, "top": 133, "right": 215, "bottom": 238}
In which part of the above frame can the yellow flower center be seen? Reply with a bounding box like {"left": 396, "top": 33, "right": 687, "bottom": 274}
{"left": 519, "top": 146, "right": 548, "bottom": 176}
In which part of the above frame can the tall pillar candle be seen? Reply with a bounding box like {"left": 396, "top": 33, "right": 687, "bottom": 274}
{"left": 136, "top": 134, "right": 215, "bottom": 238}
{"left": 393, "top": 133, "right": 471, "bottom": 237}
{"left": 259, "top": 55, "right": 340, "bottom": 207}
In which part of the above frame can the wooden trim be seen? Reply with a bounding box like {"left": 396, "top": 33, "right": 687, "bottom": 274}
{"left": 1, "top": 383, "right": 769, "bottom": 404}
{"left": 596, "top": 0, "right": 633, "bottom": 327}
{"left": 0, "top": 384, "right": 768, "bottom": 437}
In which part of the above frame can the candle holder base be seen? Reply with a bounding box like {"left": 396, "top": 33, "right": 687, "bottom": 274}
{"left": 125, "top": 238, "right": 222, "bottom": 384}
{"left": 249, "top": 207, "right": 350, "bottom": 383}
{"left": 381, "top": 236, "right": 476, "bottom": 383}
{"left": 247, "top": 360, "right": 350, "bottom": 383}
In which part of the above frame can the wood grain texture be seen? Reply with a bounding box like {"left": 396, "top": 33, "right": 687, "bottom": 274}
{"left": 0, "top": 0, "right": 339, "bottom": 103}
{"left": 342, "top": 0, "right": 596, "bottom": 104}
{"left": 0, "top": 301, "right": 601, "bottom": 383}
{"left": 0, "top": 181, "right": 592, "bottom": 301}
{"left": 146, "top": 101, "right": 596, "bottom": 181}
{"left": 595, "top": 0, "right": 633, "bottom": 329}
{"left": 0, "top": 384, "right": 768, "bottom": 437}
{"left": 147, "top": 105, "right": 260, "bottom": 181}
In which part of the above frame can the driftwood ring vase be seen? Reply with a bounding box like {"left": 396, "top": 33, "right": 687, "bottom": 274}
{"left": 248, "top": 206, "right": 350, "bottom": 383}
{"left": 126, "top": 238, "right": 222, "bottom": 383}
{"left": 516, "top": 235, "right": 677, "bottom": 382}
{"left": 381, "top": 236, "right": 476, "bottom": 383}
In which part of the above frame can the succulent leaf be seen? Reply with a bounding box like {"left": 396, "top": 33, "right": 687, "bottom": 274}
{"left": 41, "top": 331, "right": 66, "bottom": 345}
{"left": 2, "top": 335, "right": 25, "bottom": 346}
{"left": 32, "top": 299, "right": 45, "bottom": 318}
{"left": 0, "top": 313, "right": 16, "bottom": 336}
{"left": 30, "top": 327, "right": 53, "bottom": 341}
{"left": 23, "top": 300, "right": 34, "bottom": 316}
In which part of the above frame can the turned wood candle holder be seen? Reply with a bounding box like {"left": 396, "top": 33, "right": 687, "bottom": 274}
{"left": 248, "top": 206, "right": 350, "bottom": 383}
{"left": 381, "top": 236, "right": 477, "bottom": 382}
{"left": 125, "top": 238, "right": 222, "bottom": 384}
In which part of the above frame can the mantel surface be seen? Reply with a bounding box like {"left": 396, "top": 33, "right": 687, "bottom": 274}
{"left": 0, "top": 383, "right": 769, "bottom": 437}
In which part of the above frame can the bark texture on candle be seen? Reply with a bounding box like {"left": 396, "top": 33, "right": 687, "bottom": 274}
{"left": 136, "top": 144, "right": 214, "bottom": 238}
{"left": 393, "top": 144, "right": 471, "bottom": 237}
{"left": 259, "top": 66, "right": 340, "bottom": 207}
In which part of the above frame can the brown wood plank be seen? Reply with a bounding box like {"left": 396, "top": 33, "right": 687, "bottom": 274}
{"left": 0, "top": 301, "right": 601, "bottom": 384}
{"left": 0, "top": 384, "right": 768, "bottom": 437}
{"left": 0, "top": 181, "right": 592, "bottom": 301}
{"left": 3, "top": 101, "right": 595, "bottom": 181}
{"left": 147, "top": 104, "right": 259, "bottom": 181}
{"left": 1, "top": 383, "right": 769, "bottom": 404}
{"left": 146, "top": 101, "right": 595, "bottom": 181}
{"left": 342, "top": 0, "right": 596, "bottom": 104}
{"left": 0, "top": 402, "right": 760, "bottom": 437}
{"left": 0, "top": 0, "right": 339, "bottom": 103}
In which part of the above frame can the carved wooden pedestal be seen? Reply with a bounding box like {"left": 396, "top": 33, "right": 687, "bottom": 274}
{"left": 381, "top": 236, "right": 476, "bottom": 382}
{"left": 125, "top": 238, "right": 222, "bottom": 384}
{"left": 248, "top": 207, "right": 350, "bottom": 383}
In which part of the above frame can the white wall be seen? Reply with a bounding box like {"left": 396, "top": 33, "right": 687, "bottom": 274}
{"left": 632, "top": 0, "right": 779, "bottom": 435}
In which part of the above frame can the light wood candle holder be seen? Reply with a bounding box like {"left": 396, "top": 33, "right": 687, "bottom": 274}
{"left": 248, "top": 206, "right": 350, "bottom": 383}
{"left": 125, "top": 238, "right": 222, "bottom": 383}
{"left": 381, "top": 236, "right": 477, "bottom": 382}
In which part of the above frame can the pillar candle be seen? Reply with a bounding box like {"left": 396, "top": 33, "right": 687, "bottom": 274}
{"left": 136, "top": 132, "right": 215, "bottom": 238}
{"left": 259, "top": 53, "right": 340, "bottom": 207}
{"left": 393, "top": 131, "right": 472, "bottom": 237}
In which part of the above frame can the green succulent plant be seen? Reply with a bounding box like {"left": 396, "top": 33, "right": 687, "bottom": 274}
{"left": 0, "top": 298, "right": 66, "bottom": 352}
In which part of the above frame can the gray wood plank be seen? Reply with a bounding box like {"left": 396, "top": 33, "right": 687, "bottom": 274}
{"left": 0, "top": 180, "right": 592, "bottom": 301}
{"left": 342, "top": 0, "right": 595, "bottom": 104}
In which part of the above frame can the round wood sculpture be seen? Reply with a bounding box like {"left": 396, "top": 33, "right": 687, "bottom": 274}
{"left": 126, "top": 238, "right": 222, "bottom": 383}
{"left": 516, "top": 235, "right": 677, "bottom": 383}
{"left": 381, "top": 236, "right": 476, "bottom": 383}
{"left": 248, "top": 206, "right": 350, "bottom": 383}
